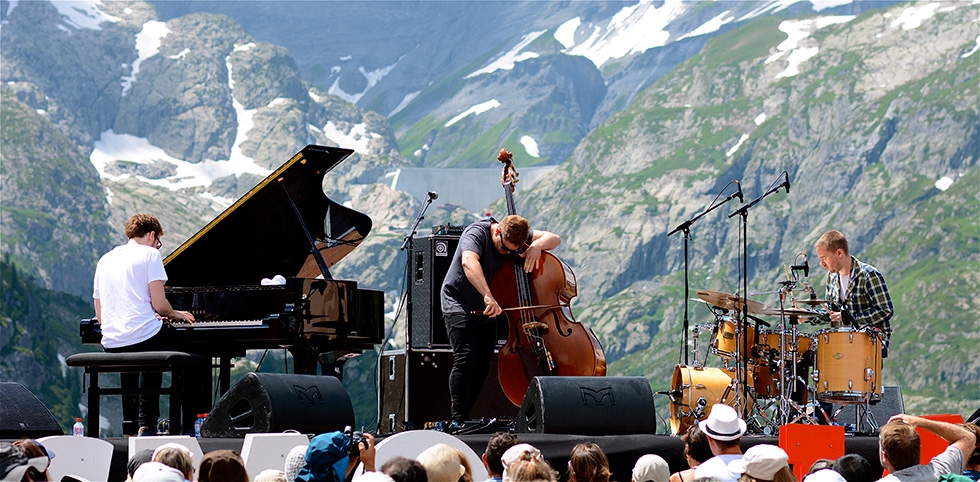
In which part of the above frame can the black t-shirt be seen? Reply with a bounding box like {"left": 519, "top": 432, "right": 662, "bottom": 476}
{"left": 440, "top": 218, "right": 532, "bottom": 315}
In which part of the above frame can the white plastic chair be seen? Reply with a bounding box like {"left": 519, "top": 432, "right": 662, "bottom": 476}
{"left": 240, "top": 432, "right": 311, "bottom": 476}
{"left": 37, "top": 435, "right": 114, "bottom": 482}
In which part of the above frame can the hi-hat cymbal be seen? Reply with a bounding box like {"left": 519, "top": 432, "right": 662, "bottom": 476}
{"left": 695, "top": 289, "right": 771, "bottom": 315}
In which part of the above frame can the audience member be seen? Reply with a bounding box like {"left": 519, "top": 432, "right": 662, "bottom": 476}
{"left": 128, "top": 448, "right": 157, "bottom": 481}
{"left": 729, "top": 444, "right": 796, "bottom": 482}
{"left": 568, "top": 443, "right": 611, "bottom": 482}
{"left": 253, "top": 469, "right": 287, "bottom": 482}
{"left": 295, "top": 432, "right": 350, "bottom": 482}
{"left": 284, "top": 445, "right": 309, "bottom": 482}
{"left": 133, "top": 461, "right": 187, "bottom": 482}
{"left": 416, "top": 443, "right": 465, "bottom": 482}
{"left": 808, "top": 461, "right": 836, "bottom": 475}
{"left": 483, "top": 432, "right": 519, "bottom": 482}
{"left": 508, "top": 454, "right": 557, "bottom": 482}
{"left": 502, "top": 444, "right": 545, "bottom": 482}
{"left": 152, "top": 442, "right": 194, "bottom": 480}
{"left": 199, "top": 450, "right": 249, "bottom": 482}
{"left": 355, "top": 433, "right": 378, "bottom": 473}
{"left": 355, "top": 472, "right": 396, "bottom": 482}
{"left": 632, "top": 454, "right": 670, "bottom": 482}
{"left": 10, "top": 440, "right": 53, "bottom": 482}
{"left": 963, "top": 422, "right": 980, "bottom": 481}
{"left": 671, "top": 425, "right": 713, "bottom": 482}
{"left": 804, "top": 460, "right": 845, "bottom": 482}
{"left": 833, "top": 454, "right": 874, "bottom": 482}
{"left": 0, "top": 442, "right": 48, "bottom": 482}
{"left": 694, "top": 405, "right": 747, "bottom": 480}
{"left": 379, "top": 456, "right": 427, "bottom": 482}
{"left": 878, "top": 414, "right": 975, "bottom": 482}
{"left": 454, "top": 447, "right": 475, "bottom": 482}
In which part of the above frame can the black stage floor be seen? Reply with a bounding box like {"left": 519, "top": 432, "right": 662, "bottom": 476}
{"left": 99, "top": 432, "right": 885, "bottom": 482}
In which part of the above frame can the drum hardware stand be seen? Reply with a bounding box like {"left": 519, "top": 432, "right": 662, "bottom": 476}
{"left": 669, "top": 180, "right": 742, "bottom": 366}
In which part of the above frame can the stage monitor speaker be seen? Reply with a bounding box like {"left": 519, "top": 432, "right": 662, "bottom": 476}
{"left": 516, "top": 376, "right": 656, "bottom": 435}
{"left": 409, "top": 235, "right": 459, "bottom": 349}
{"left": 834, "top": 386, "right": 904, "bottom": 426}
{"left": 201, "top": 373, "right": 353, "bottom": 437}
{"left": 378, "top": 349, "right": 516, "bottom": 434}
{"left": 0, "top": 382, "right": 64, "bottom": 438}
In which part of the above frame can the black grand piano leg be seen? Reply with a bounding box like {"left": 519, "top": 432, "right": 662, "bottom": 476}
{"left": 290, "top": 346, "right": 319, "bottom": 375}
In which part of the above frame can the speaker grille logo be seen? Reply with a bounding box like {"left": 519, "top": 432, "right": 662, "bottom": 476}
{"left": 292, "top": 385, "right": 324, "bottom": 404}
{"left": 435, "top": 240, "right": 449, "bottom": 256}
{"left": 579, "top": 386, "right": 615, "bottom": 406}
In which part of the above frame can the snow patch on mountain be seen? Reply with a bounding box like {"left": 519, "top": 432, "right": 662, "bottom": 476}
{"left": 51, "top": 0, "right": 120, "bottom": 31}
{"left": 445, "top": 100, "right": 501, "bottom": 127}
{"left": 557, "top": 0, "right": 688, "bottom": 68}
{"left": 121, "top": 20, "right": 170, "bottom": 96}
{"left": 90, "top": 130, "right": 270, "bottom": 192}
{"left": 766, "top": 16, "right": 855, "bottom": 79}
{"left": 467, "top": 30, "right": 546, "bottom": 78}
{"left": 330, "top": 60, "right": 400, "bottom": 104}
{"left": 678, "top": 10, "right": 734, "bottom": 40}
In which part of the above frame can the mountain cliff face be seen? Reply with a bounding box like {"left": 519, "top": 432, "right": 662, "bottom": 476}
{"left": 0, "top": 0, "right": 976, "bottom": 431}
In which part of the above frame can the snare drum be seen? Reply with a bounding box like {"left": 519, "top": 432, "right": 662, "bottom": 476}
{"left": 813, "top": 327, "right": 882, "bottom": 403}
{"left": 710, "top": 318, "right": 755, "bottom": 360}
{"left": 669, "top": 365, "right": 752, "bottom": 435}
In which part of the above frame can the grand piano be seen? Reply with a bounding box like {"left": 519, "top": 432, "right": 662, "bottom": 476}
{"left": 80, "top": 145, "right": 383, "bottom": 405}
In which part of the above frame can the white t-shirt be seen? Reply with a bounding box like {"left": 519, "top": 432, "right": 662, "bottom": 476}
{"left": 93, "top": 240, "right": 167, "bottom": 348}
{"left": 694, "top": 454, "right": 743, "bottom": 482}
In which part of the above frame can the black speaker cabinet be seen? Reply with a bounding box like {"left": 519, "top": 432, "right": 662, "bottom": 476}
{"left": 0, "top": 382, "right": 64, "bottom": 438}
{"left": 516, "top": 376, "right": 656, "bottom": 435}
{"left": 410, "top": 235, "right": 459, "bottom": 349}
{"left": 378, "top": 349, "right": 517, "bottom": 434}
{"left": 201, "top": 373, "right": 353, "bottom": 437}
{"left": 834, "top": 386, "right": 904, "bottom": 425}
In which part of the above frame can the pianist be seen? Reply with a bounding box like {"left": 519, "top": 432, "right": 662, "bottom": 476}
{"left": 92, "top": 213, "right": 197, "bottom": 436}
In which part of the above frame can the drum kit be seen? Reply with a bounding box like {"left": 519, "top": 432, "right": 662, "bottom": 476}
{"left": 668, "top": 287, "right": 885, "bottom": 435}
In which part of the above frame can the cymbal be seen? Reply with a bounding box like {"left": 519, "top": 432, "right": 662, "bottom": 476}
{"left": 789, "top": 299, "right": 831, "bottom": 305}
{"left": 761, "top": 307, "right": 817, "bottom": 317}
{"left": 695, "top": 290, "right": 771, "bottom": 315}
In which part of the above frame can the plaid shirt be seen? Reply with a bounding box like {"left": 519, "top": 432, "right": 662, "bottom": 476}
{"left": 823, "top": 255, "right": 894, "bottom": 352}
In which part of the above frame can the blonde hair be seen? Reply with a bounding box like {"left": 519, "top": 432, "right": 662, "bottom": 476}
{"left": 509, "top": 454, "right": 557, "bottom": 482}
{"left": 737, "top": 467, "right": 797, "bottom": 482}
{"left": 152, "top": 445, "right": 194, "bottom": 479}
{"left": 816, "top": 230, "right": 848, "bottom": 255}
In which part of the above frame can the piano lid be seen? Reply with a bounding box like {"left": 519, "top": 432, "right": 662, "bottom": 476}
{"left": 163, "top": 145, "right": 373, "bottom": 287}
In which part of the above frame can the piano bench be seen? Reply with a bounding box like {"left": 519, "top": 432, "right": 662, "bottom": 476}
{"left": 66, "top": 351, "right": 202, "bottom": 436}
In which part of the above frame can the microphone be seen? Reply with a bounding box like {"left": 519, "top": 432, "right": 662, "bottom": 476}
{"left": 656, "top": 389, "right": 683, "bottom": 398}
{"left": 783, "top": 172, "right": 791, "bottom": 194}
{"left": 427, "top": 191, "right": 439, "bottom": 200}
{"left": 734, "top": 180, "right": 744, "bottom": 202}
{"left": 791, "top": 253, "right": 809, "bottom": 278}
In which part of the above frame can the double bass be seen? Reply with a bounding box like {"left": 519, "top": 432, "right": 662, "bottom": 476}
{"left": 492, "top": 148, "right": 606, "bottom": 406}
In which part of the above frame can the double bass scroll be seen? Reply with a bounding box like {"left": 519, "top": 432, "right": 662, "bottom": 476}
{"left": 492, "top": 148, "right": 607, "bottom": 407}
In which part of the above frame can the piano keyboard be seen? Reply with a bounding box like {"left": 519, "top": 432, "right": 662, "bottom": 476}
{"left": 168, "top": 319, "right": 266, "bottom": 328}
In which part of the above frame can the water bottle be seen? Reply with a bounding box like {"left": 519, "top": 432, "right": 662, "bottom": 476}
{"left": 73, "top": 418, "right": 84, "bottom": 437}
{"left": 194, "top": 413, "right": 207, "bottom": 438}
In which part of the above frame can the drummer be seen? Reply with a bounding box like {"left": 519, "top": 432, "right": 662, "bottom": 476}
{"left": 812, "top": 230, "right": 894, "bottom": 357}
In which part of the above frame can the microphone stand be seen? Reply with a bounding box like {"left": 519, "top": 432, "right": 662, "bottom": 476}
{"left": 728, "top": 174, "right": 788, "bottom": 422}
{"left": 668, "top": 182, "right": 742, "bottom": 366}
{"left": 401, "top": 195, "right": 436, "bottom": 252}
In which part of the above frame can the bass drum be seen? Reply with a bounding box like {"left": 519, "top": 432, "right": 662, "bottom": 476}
{"left": 669, "top": 365, "right": 752, "bottom": 435}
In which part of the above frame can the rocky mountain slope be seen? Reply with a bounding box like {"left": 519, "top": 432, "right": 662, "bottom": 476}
{"left": 1, "top": 0, "right": 976, "bottom": 432}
